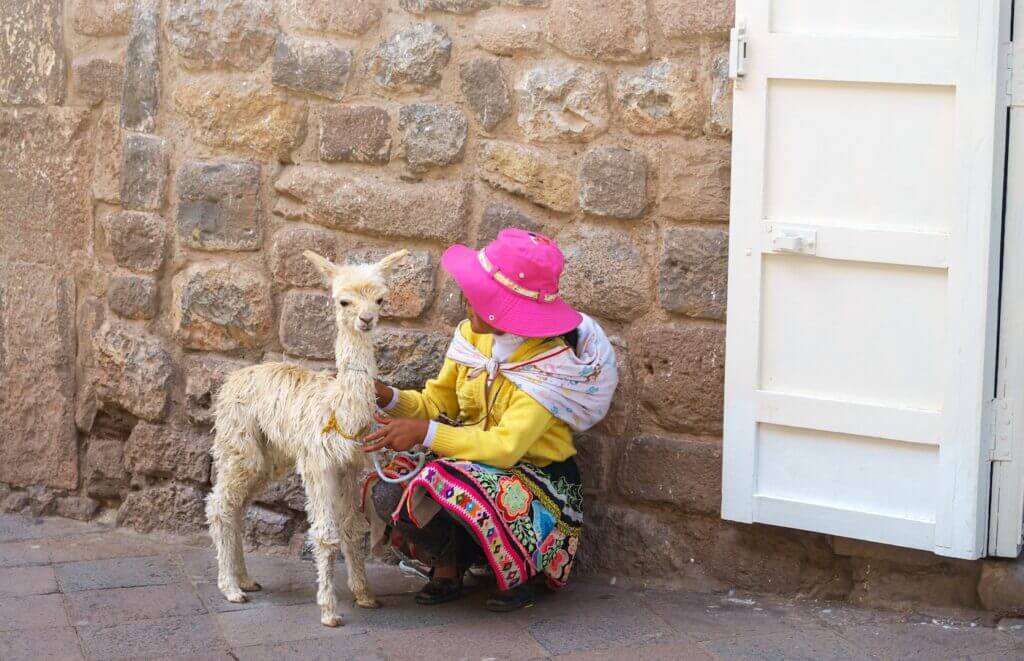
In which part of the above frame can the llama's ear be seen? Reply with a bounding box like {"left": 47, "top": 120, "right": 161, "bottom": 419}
{"left": 303, "top": 251, "right": 340, "bottom": 283}
{"left": 376, "top": 249, "right": 409, "bottom": 274}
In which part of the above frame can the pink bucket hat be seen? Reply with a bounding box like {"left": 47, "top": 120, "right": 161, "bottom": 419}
{"left": 441, "top": 228, "right": 582, "bottom": 337}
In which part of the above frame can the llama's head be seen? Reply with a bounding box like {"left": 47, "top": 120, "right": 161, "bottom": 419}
{"left": 303, "top": 250, "right": 409, "bottom": 333}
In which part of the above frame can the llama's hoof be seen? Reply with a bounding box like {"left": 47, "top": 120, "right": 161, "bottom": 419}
{"left": 321, "top": 613, "right": 344, "bottom": 627}
{"left": 356, "top": 596, "right": 381, "bottom": 609}
{"left": 240, "top": 579, "right": 262, "bottom": 592}
{"left": 222, "top": 590, "right": 248, "bottom": 604}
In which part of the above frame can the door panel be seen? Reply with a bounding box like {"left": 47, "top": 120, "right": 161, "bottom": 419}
{"left": 722, "top": 0, "right": 1010, "bottom": 559}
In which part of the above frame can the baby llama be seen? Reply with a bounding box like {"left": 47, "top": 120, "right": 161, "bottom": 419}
{"left": 206, "top": 249, "right": 407, "bottom": 627}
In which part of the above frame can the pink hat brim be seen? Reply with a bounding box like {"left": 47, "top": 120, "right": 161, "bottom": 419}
{"left": 441, "top": 244, "right": 583, "bottom": 337}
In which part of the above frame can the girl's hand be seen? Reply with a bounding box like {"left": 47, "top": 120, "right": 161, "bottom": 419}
{"left": 373, "top": 380, "right": 393, "bottom": 409}
{"left": 362, "top": 413, "right": 429, "bottom": 453}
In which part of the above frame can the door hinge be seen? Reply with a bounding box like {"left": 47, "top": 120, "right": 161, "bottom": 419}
{"left": 729, "top": 20, "right": 748, "bottom": 83}
{"left": 990, "top": 398, "right": 1014, "bottom": 461}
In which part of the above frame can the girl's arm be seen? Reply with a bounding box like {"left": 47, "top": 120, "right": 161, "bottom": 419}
{"left": 378, "top": 358, "right": 460, "bottom": 421}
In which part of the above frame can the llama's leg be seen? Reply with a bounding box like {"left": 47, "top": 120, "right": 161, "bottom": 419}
{"left": 206, "top": 461, "right": 250, "bottom": 604}
{"left": 302, "top": 464, "right": 346, "bottom": 627}
{"left": 338, "top": 482, "right": 379, "bottom": 609}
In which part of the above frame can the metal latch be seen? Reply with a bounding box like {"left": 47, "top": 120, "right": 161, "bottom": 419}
{"left": 991, "top": 398, "right": 1013, "bottom": 461}
{"left": 766, "top": 225, "right": 817, "bottom": 255}
{"left": 729, "top": 20, "right": 748, "bottom": 81}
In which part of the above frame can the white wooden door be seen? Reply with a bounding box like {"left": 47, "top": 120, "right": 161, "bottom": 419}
{"left": 722, "top": 0, "right": 1011, "bottom": 559}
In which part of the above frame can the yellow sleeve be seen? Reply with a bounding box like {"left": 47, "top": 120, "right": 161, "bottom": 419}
{"left": 428, "top": 388, "right": 556, "bottom": 469}
{"left": 389, "top": 357, "right": 460, "bottom": 421}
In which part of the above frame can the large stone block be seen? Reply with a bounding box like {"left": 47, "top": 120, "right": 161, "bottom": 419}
{"left": 848, "top": 556, "right": 980, "bottom": 611}
{"left": 478, "top": 141, "right": 575, "bottom": 213}
{"left": 459, "top": 57, "right": 512, "bottom": 131}
{"left": 517, "top": 64, "right": 609, "bottom": 143}
{"left": 256, "top": 473, "right": 306, "bottom": 511}
{"left": 279, "top": 290, "right": 335, "bottom": 360}
{"left": 319, "top": 105, "right": 391, "bottom": 164}
{"left": 120, "top": 0, "right": 161, "bottom": 133}
{"left": 475, "top": 10, "right": 541, "bottom": 55}
{"left": 398, "top": 103, "right": 467, "bottom": 172}
{"left": 184, "top": 354, "right": 252, "bottom": 425}
{"left": 0, "top": 264, "right": 77, "bottom": 490}
{"left": 118, "top": 483, "right": 208, "bottom": 536}
{"left": 367, "top": 23, "right": 452, "bottom": 91}
{"left": 85, "top": 438, "right": 127, "bottom": 499}
{"left": 618, "top": 435, "right": 721, "bottom": 514}
{"left": 573, "top": 433, "right": 615, "bottom": 494}
{"left": 274, "top": 166, "right": 469, "bottom": 242}
{"left": 176, "top": 160, "right": 262, "bottom": 252}
{"left": 558, "top": 222, "right": 650, "bottom": 321}
{"left": 437, "top": 275, "right": 465, "bottom": 326}
{"left": 979, "top": 560, "right": 1024, "bottom": 613}
{"left": 578, "top": 146, "right": 648, "bottom": 219}
{"left": 174, "top": 80, "right": 307, "bottom": 159}
{"left": 579, "top": 504, "right": 700, "bottom": 578}
{"left": 400, "top": 0, "right": 492, "bottom": 13}
{"left": 346, "top": 248, "right": 435, "bottom": 319}
{"left": 167, "top": 0, "right": 278, "bottom": 71}
{"left": 375, "top": 328, "right": 448, "bottom": 390}
{"left": 272, "top": 35, "right": 351, "bottom": 101}
{"left": 654, "top": 0, "right": 734, "bottom": 37}
{"left": 616, "top": 59, "right": 703, "bottom": 136}
{"left": 659, "top": 138, "right": 731, "bottom": 222}
{"left": 73, "top": 57, "right": 124, "bottom": 107}
{"left": 0, "top": 0, "right": 65, "bottom": 105}
{"left": 125, "top": 423, "right": 212, "bottom": 484}
{"left": 72, "top": 0, "right": 133, "bottom": 36}
{"left": 105, "top": 211, "right": 166, "bottom": 274}
{"left": 92, "top": 322, "right": 175, "bottom": 421}
{"left": 243, "top": 505, "right": 296, "bottom": 548}
{"left": 107, "top": 274, "right": 159, "bottom": 320}
{"left": 93, "top": 107, "right": 123, "bottom": 204}
{"left": 268, "top": 226, "right": 338, "bottom": 288}
{"left": 658, "top": 225, "right": 728, "bottom": 320}
{"left": 121, "top": 134, "right": 168, "bottom": 212}
{"left": 282, "top": 0, "right": 382, "bottom": 36}
{"left": 545, "top": 0, "right": 649, "bottom": 63}
{"left": 171, "top": 263, "right": 273, "bottom": 351}
{"left": 706, "top": 51, "right": 732, "bottom": 137}
{"left": 478, "top": 202, "right": 542, "bottom": 246}
{"left": 633, "top": 322, "right": 724, "bottom": 433}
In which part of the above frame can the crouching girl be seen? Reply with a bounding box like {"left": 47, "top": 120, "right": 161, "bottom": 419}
{"left": 361, "top": 228, "right": 618, "bottom": 611}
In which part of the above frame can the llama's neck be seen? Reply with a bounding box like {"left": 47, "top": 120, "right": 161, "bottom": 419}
{"left": 333, "top": 327, "right": 376, "bottom": 381}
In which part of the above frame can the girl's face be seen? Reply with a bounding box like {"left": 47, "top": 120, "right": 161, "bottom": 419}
{"left": 465, "top": 298, "right": 503, "bottom": 335}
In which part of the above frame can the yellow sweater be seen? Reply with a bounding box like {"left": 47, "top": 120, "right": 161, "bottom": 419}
{"left": 390, "top": 322, "right": 576, "bottom": 469}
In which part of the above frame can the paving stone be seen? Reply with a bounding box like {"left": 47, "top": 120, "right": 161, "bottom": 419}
{"left": 475, "top": 9, "right": 542, "bottom": 55}
{"left": 659, "top": 225, "right": 728, "bottom": 320}
{"left": 78, "top": 614, "right": 227, "bottom": 659}
{"left": 642, "top": 590, "right": 810, "bottom": 643}
{"left": 55, "top": 555, "right": 183, "bottom": 592}
{"left": 216, "top": 602, "right": 367, "bottom": 646}
{"left": 367, "top": 23, "right": 452, "bottom": 91}
{"left": 836, "top": 622, "right": 1018, "bottom": 661}
{"left": 0, "top": 514, "right": 102, "bottom": 543}
{"left": 274, "top": 166, "right": 469, "bottom": 243}
{"left": 279, "top": 290, "right": 335, "bottom": 360}
{"left": 0, "top": 541, "right": 50, "bottom": 568}
{"left": 578, "top": 146, "right": 649, "bottom": 219}
{"left": 167, "top": 0, "right": 278, "bottom": 71}
{"left": 555, "top": 641, "right": 716, "bottom": 660}
{"left": 105, "top": 211, "right": 167, "bottom": 273}
{"left": 517, "top": 64, "right": 609, "bottom": 143}
{"left": 283, "top": 0, "right": 383, "bottom": 36}
{"left": 46, "top": 531, "right": 167, "bottom": 564}
{"left": 478, "top": 201, "right": 543, "bottom": 246}
{"left": 0, "top": 566, "right": 57, "bottom": 598}
{"left": 0, "top": 626, "right": 83, "bottom": 660}
{"left": 703, "top": 629, "right": 872, "bottom": 661}
{"left": 478, "top": 141, "right": 576, "bottom": 212}
{"left": 171, "top": 262, "right": 273, "bottom": 351}
{"left": 398, "top": 103, "right": 467, "bottom": 172}
{"left": 545, "top": 0, "right": 650, "bottom": 63}
{"left": 459, "top": 57, "right": 512, "bottom": 131}
{"left": 235, "top": 634, "right": 385, "bottom": 660}
{"left": 0, "top": 594, "right": 67, "bottom": 631}
{"left": 0, "top": 0, "right": 65, "bottom": 105}
{"left": 121, "top": 133, "right": 168, "bottom": 212}
{"left": 108, "top": 274, "right": 159, "bottom": 320}
{"left": 319, "top": 105, "right": 391, "bottom": 165}
{"left": 65, "top": 584, "right": 207, "bottom": 628}
{"left": 73, "top": 0, "right": 133, "bottom": 36}
{"left": 121, "top": 0, "right": 161, "bottom": 133}
{"left": 272, "top": 34, "right": 352, "bottom": 101}
{"left": 176, "top": 160, "right": 262, "bottom": 252}
{"left": 373, "top": 621, "right": 547, "bottom": 659}
{"left": 72, "top": 57, "right": 123, "bottom": 106}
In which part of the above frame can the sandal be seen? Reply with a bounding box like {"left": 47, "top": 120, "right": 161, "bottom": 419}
{"left": 485, "top": 582, "right": 535, "bottom": 612}
{"left": 415, "top": 575, "right": 464, "bottom": 605}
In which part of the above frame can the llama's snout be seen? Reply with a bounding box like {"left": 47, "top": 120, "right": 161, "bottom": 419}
{"left": 355, "top": 314, "right": 376, "bottom": 332}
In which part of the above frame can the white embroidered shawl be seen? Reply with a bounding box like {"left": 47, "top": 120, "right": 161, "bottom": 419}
{"left": 445, "top": 314, "right": 619, "bottom": 432}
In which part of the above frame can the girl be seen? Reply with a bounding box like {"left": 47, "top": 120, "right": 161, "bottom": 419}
{"left": 362, "top": 228, "right": 618, "bottom": 611}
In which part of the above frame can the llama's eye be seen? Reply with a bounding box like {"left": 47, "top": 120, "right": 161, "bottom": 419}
{"left": 376, "top": 298, "right": 384, "bottom": 305}
{"left": 339, "top": 301, "right": 350, "bottom": 308}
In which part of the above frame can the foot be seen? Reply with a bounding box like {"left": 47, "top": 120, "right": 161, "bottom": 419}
{"left": 220, "top": 587, "right": 248, "bottom": 604}
{"left": 321, "top": 613, "right": 344, "bottom": 627}
{"left": 485, "top": 583, "right": 535, "bottom": 612}
{"left": 355, "top": 594, "right": 381, "bottom": 609}
{"left": 239, "top": 577, "right": 262, "bottom": 592}
{"left": 414, "top": 576, "right": 463, "bottom": 606}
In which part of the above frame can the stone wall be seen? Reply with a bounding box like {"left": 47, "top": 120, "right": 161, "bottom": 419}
{"left": 0, "top": 0, "right": 1014, "bottom": 612}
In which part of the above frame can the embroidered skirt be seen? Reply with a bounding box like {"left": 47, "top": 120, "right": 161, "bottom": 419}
{"left": 365, "top": 453, "right": 583, "bottom": 592}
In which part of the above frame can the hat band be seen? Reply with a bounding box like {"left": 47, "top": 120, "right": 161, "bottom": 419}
{"left": 478, "top": 250, "right": 558, "bottom": 303}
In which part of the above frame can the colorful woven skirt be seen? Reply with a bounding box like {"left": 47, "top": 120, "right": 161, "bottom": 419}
{"left": 365, "top": 453, "right": 584, "bottom": 592}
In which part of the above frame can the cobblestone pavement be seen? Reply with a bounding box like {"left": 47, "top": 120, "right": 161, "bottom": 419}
{"left": 1, "top": 514, "right": 1023, "bottom": 660}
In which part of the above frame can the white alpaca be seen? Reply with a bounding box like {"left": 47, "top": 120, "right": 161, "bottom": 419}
{"left": 206, "top": 249, "right": 406, "bottom": 627}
